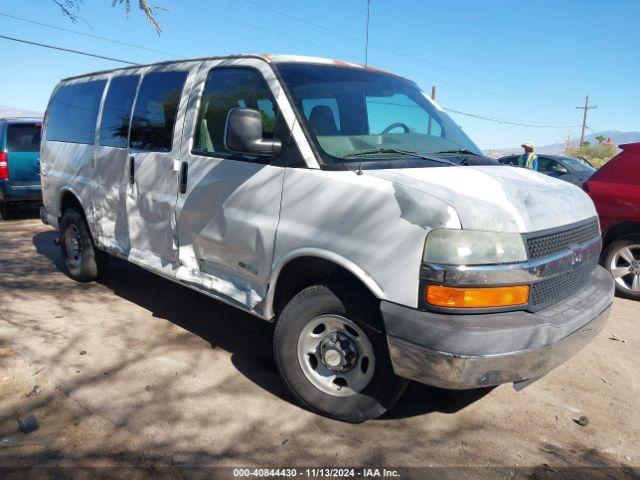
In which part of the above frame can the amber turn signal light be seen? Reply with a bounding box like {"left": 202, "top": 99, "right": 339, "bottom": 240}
{"left": 426, "top": 285, "right": 529, "bottom": 308}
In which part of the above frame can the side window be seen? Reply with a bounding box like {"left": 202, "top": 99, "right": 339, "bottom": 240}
{"left": 538, "top": 157, "right": 557, "bottom": 172}
{"left": 99, "top": 75, "right": 140, "bottom": 148}
{"left": 366, "top": 94, "right": 442, "bottom": 136}
{"left": 46, "top": 80, "right": 106, "bottom": 144}
{"left": 129, "top": 71, "right": 187, "bottom": 152}
{"left": 193, "top": 68, "right": 279, "bottom": 155}
{"left": 302, "top": 98, "right": 341, "bottom": 135}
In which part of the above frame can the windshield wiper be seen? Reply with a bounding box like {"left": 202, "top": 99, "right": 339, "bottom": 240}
{"left": 431, "top": 149, "right": 482, "bottom": 156}
{"left": 342, "top": 148, "right": 456, "bottom": 166}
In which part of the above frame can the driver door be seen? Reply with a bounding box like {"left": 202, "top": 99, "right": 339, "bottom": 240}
{"left": 174, "top": 59, "right": 295, "bottom": 313}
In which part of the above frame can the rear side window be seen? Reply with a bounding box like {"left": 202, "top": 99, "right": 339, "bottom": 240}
{"left": 7, "top": 123, "right": 42, "bottom": 152}
{"left": 99, "top": 75, "right": 140, "bottom": 148}
{"left": 129, "top": 71, "right": 187, "bottom": 152}
{"left": 193, "top": 68, "right": 278, "bottom": 155}
{"left": 46, "top": 80, "right": 106, "bottom": 144}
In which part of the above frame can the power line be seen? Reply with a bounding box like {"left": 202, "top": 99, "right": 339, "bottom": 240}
{"left": 240, "top": 0, "right": 363, "bottom": 44}
{"left": 0, "top": 28, "right": 584, "bottom": 132}
{"left": 234, "top": 0, "right": 574, "bottom": 100}
{"left": 0, "top": 11, "right": 179, "bottom": 58}
{"left": 443, "top": 107, "right": 581, "bottom": 129}
{"left": 0, "top": 34, "right": 138, "bottom": 65}
{"left": 174, "top": 0, "right": 355, "bottom": 61}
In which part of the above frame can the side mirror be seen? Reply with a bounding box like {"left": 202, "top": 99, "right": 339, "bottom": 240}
{"left": 224, "top": 108, "right": 281, "bottom": 157}
{"left": 552, "top": 164, "right": 569, "bottom": 174}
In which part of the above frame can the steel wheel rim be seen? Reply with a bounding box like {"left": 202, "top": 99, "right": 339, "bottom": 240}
{"left": 64, "top": 224, "right": 83, "bottom": 268}
{"left": 296, "top": 314, "right": 375, "bottom": 397}
{"left": 610, "top": 244, "right": 640, "bottom": 292}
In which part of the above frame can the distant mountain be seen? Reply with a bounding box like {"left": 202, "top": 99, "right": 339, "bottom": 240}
{"left": 0, "top": 105, "right": 43, "bottom": 119}
{"left": 486, "top": 130, "right": 640, "bottom": 158}
{"left": 587, "top": 130, "right": 640, "bottom": 146}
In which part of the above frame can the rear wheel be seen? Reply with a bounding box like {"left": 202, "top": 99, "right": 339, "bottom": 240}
{"left": 603, "top": 234, "right": 640, "bottom": 300}
{"left": 60, "top": 208, "right": 101, "bottom": 282}
{"left": 0, "top": 201, "right": 11, "bottom": 220}
{"left": 274, "top": 285, "right": 408, "bottom": 422}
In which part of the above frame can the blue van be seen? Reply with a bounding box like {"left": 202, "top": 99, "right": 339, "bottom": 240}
{"left": 0, "top": 117, "right": 43, "bottom": 219}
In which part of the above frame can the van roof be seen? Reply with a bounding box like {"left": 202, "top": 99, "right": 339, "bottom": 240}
{"left": 0, "top": 117, "right": 43, "bottom": 124}
{"left": 60, "top": 54, "right": 395, "bottom": 82}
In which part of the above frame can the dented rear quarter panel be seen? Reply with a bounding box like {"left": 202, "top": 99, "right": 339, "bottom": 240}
{"left": 40, "top": 74, "right": 111, "bottom": 234}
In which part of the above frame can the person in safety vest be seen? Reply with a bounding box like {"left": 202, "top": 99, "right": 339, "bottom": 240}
{"left": 518, "top": 141, "right": 538, "bottom": 170}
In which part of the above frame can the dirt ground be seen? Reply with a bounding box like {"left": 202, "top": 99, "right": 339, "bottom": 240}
{"left": 0, "top": 212, "right": 639, "bottom": 478}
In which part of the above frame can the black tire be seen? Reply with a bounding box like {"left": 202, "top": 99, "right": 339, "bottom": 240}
{"left": 59, "top": 208, "right": 101, "bottom": 282}
{"left": 274, "top": 285, "right": 408, "bottom": 422}
{"left": 0, "top": 201, "right": 11, "bottom": 220}
{"left": 602, "top": 234, "right": 640, "bottom": 300}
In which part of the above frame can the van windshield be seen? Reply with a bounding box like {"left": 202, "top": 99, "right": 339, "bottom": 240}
{"left": 276, "top": 63, "right": 483, "bottom": 167}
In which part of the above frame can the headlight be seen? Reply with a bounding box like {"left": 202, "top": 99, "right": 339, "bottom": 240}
{"left": 423, "top": 229, "right": 527, "bottom": 265}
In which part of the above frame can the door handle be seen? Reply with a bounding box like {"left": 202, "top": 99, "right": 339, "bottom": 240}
{"left": 129, "top": 156, "right": 135, "bottom": 184}
{"left": 179, "top": 161, "right": 188, "bottom": 194}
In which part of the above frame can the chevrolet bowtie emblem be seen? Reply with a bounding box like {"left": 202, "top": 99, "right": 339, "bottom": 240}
{"left": 571, "top": 245, "right": 583, "bottom": 266}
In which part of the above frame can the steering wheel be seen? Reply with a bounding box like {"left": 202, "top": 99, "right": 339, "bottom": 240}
{"left": 381, "top": 122, "right": 410, "bottom": 134}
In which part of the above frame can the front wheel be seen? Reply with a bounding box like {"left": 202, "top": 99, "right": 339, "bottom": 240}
{"left": 603, "top": 234, "right": 640, "bottom": 300}
{"left": 274, "top": 285, "right": 408, "bottom": 422}
{"left": 60, "top": 208, "right": 101, "bottom": 282}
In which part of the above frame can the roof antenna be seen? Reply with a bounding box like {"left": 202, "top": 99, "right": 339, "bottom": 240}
{"left": 356, "top": 0, "right": 371, "bottom": 176}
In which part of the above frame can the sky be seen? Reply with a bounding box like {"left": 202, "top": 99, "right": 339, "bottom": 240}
{"left": 0, "top": 0, "right": 638, "bottom": 149}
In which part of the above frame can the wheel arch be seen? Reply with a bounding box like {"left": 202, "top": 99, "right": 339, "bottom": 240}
{"left": 265, "top": 249, "right": 385, "bottom": 321}
{"left": 57, "top": 186, "right": 86, "bottom": 215}
{"left": 57, "top": 187, "right": 98, "bottom": 239}
{"left": 602, "top": 221, "right": 640, "bottom": 249}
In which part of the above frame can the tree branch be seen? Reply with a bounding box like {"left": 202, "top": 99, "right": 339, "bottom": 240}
{"left": 52, "top": 0, "right": 163, "bottom": 33}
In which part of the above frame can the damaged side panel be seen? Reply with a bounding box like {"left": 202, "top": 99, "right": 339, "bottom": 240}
{"left": 268, "top": 168, "right": 461, "bottom": 314}
{"left": 123, "top": 62, "right": 200, "bottom": 266}
{"left": 173, "top": 58, "right": 297, "bottom": 312}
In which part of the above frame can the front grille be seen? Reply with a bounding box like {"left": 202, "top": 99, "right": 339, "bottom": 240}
{"left": 525, "top": 218, "right": 600, "bottom": 260}
{"left": 530, "top": 257, "right": 597, "bottom": 307}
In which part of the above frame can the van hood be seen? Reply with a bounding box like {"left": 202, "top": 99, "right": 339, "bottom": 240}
{"left": 366, "top": 165, "right": 597, "bottom": 233}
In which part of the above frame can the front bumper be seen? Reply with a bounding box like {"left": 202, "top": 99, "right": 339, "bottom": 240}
{"left": 381, "top": 265, "right": 614, "bottom": 389}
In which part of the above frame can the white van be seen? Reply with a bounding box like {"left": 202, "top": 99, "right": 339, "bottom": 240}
{"left": 40, "top": 55, "right": 614, "bottom": 422}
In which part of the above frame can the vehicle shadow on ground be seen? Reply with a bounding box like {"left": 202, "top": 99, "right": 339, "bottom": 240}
{"left": 32, "top": 230, "right": 490, "bottom": 420}
{"left": 0, "top": 206, "right": 40, "bottom": 222}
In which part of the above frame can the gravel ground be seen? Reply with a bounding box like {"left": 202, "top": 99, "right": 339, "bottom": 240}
{"left": 0, "top": 213, "right": 638, "bottom": 478}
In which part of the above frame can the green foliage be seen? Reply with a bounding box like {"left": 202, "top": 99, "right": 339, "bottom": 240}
{"left": 565, "top": 142, "right": 617, "bottom": 168}
{"left": 261, "top": 112, "right": 276, "bottom": 133}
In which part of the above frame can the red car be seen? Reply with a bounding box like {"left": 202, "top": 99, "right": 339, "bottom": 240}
{"left": 584, "top": 142, "right": 640, "bottom": 299}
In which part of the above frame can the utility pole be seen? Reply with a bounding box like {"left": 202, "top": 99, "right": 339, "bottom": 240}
{"left": 576, "top": 95, "right": 597, "bottom": 148}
